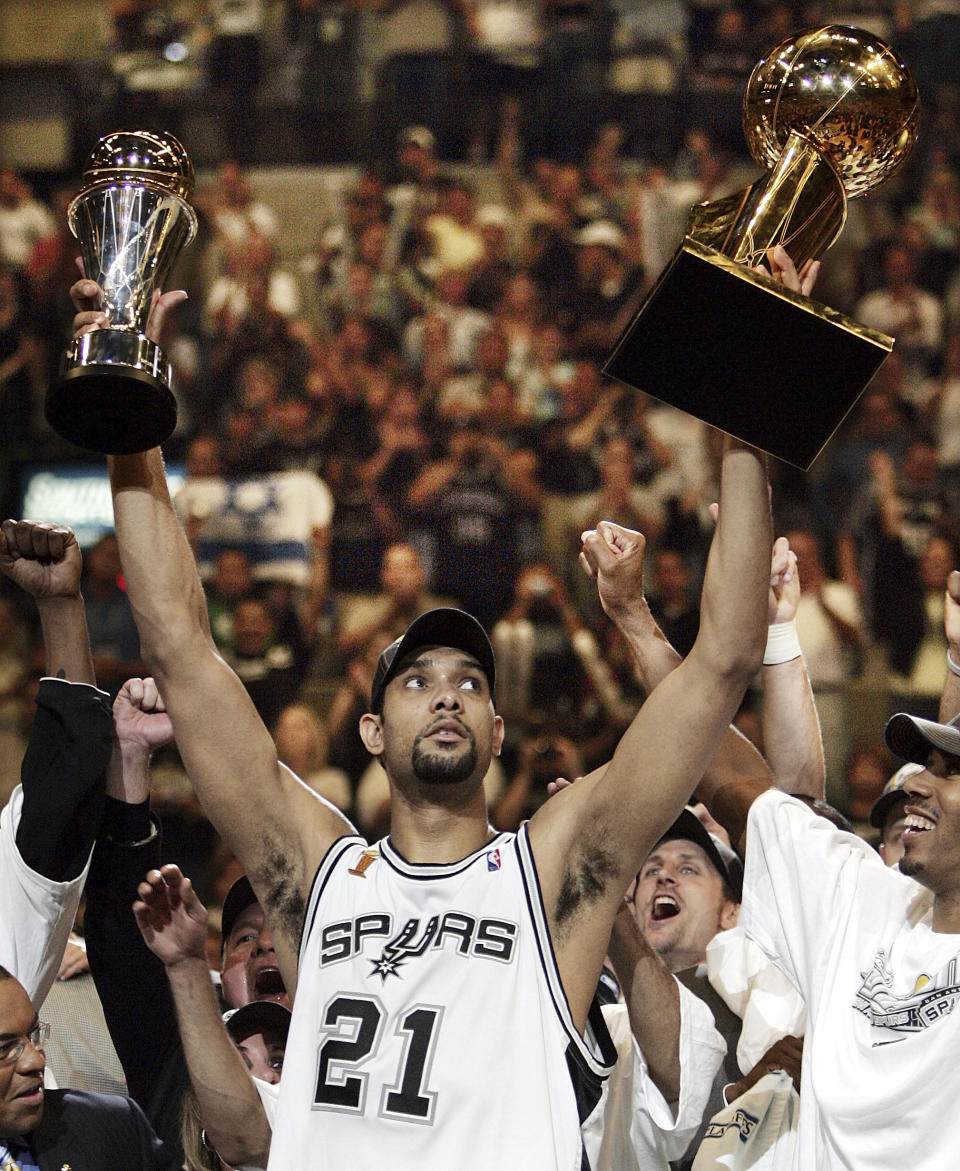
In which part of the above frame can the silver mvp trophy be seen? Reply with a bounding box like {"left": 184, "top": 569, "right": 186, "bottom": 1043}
{"left": 46, "top": 130, "right": 197, "bottom": 453}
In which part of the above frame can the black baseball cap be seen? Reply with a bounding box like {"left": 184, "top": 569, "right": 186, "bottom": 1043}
{"left": 885, "top": 710, "right": 960, "bottom": 767}
{"left": 369, "top": 608, "right": 496, "bottom": 713}
{"left": 221, "top": 875, "right": 257, "bottom": 946}
{"left": 223, "top": 1000, "right": 291, "bottom": 1041}
{"left": 656, "top": 808, "right": 743, "bottom": 902}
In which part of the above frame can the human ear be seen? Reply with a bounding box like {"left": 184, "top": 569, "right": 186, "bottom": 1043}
{"left": 359, "top": 713, "right": 384, "bottom": 756}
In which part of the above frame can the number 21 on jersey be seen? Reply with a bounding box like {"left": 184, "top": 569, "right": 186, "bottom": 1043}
{"left": 314, "top": 994, "right": 445, "bottom": 1124}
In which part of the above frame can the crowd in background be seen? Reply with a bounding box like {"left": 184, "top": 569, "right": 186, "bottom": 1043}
{"left": 1, "top": 0, "right": 960, "bottom": 917}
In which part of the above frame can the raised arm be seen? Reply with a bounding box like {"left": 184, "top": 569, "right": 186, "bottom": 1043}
{"left": 760, "top": 537, "right": 825, "bottom": 801}
{"left": 0, "top": 520, "right": 113, "bottom": 1005}
{"left": 71, "top": 277, "right": 354, "bottom": 995}
{"left": 134, "top": 865, "right": 273, "bottom": 1171}
{"left": 529, "top": 436, "right": 771, "bottom": 1029}
{"left": 85, "top": 677, "right": 188, "bottom": 1155}
{"left": 606, "top": 897, "right": 682, "bottom": 1103}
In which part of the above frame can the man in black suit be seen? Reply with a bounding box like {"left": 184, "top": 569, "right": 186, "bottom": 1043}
{"left": 0, "top": 965, "right": 176, "bottom": 1170}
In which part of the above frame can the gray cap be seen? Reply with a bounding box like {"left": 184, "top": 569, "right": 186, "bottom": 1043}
{"left": 884, "top": 710, "right": 960, "bottom": 768}
{"left": 868, "top": 761, "right": 925, "bottom": 829}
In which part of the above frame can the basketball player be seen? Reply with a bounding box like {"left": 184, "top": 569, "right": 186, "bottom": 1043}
{"left": 70, "top": 275, "right": 772, "bottom": 1167}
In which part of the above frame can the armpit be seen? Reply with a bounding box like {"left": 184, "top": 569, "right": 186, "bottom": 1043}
{"left": 554, "top": 830, "right": 619, "bottom": 932}
{"left": 257, "top": 836, "right": 306, "bottom": 952}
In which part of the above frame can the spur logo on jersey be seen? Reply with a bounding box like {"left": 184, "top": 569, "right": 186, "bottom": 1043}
{"left": 319, "top": 910, "right": 518, "bottom": 977}
{"left": 854, "top": 949, "right": 960, "bottom": 1034}
{"left": 704, "top": 1108, "right": 759, "bottom": 1143}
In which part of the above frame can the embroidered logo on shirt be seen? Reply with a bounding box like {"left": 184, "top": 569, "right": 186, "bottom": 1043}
{"left": 486, "top": 848, "right": 501, "bottom": 871}
{"left": 854, "top": 949, "right": 960, "bottom": 1034}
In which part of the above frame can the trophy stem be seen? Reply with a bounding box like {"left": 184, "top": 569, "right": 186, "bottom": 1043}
{"left": 688, "top": 132, "right": 846, "bottom": 271}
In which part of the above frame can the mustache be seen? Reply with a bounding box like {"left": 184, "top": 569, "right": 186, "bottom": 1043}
{"left": 416, "top": 716, "right": 471, "bottom": 743}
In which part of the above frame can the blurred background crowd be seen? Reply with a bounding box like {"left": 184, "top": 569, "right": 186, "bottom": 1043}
{"left": 1, "top": 0, "right": 960, "bottom": 916}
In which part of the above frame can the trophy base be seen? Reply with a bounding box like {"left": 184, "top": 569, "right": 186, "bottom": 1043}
{"left": 602, "top": 239, "right": 894, "bottom": 469}
{"left": 46, "top": 330, "right": 177, "bottom": 454}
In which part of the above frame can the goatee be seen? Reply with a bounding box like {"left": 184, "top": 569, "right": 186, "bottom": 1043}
{"left": 412, "top": 737, "right": 478, "bottom": 785}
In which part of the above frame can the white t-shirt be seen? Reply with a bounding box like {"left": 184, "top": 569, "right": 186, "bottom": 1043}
{"left": 175, "top": 469, "right": 333, "bottom": 587}
{"left": 0, "top": 785, "right": 89, "bottom": 1008}
{"left": 743, "top": 790, "right": 960, "bottom": 1170}
{"left": 583, "top": 988, "right": 725, "bottom": 1171}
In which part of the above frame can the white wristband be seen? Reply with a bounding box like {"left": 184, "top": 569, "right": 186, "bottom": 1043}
{"left": 764, "top": 617, "right": 802, "bottom": 665}
{"left": 948, "top": 650, "right": 960, "bottom": 678}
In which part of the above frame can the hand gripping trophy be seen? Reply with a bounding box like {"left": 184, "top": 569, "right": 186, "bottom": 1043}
{"left": 45, "top": 130, "right": 197, "bottom": 454}
{"left": 604, "top": 26, "right": 919, "bottom": 469}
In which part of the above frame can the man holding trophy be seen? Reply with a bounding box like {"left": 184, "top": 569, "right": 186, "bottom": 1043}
{"left": 53, "top": 22, "right": 960, "bottom": 1171}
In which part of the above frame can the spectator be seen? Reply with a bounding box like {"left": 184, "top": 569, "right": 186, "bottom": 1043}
{"left": 854, "top": 240, "right": 943, "bottom": 394}
{"left": 273, "top": 701, "right": 351, "bottom": 812}
{"left": 335, "top": 541, "right": 452, "bottom": 661}
{"left": 407, "top": 419, "right": 536, "bottom": 626}
{"left": 0, "top": 264, "right": 41, "bottom": 446}
{"left": 888, "top": 533, "right": 959, "bottom": 720}
{"left": 646, "top": 547, "right": 700, "bottom": 660}
{"left": 0, "top": 966, "right": 176, "bottom": 1170}
{"left": 424, "top": 175, "right": 485, "bottom": 275}
{"left": 568, "top": 219, "right": 645, "bottom": 357}
{"left": 0, "top": 168, "right": 55, "bottom": 272}
{"left": 867, "top": 761, "right": 925, "bottom": 869}
{"left": 227, "top": 596, "right": 312, "bottom": 729}
{"left": 174, "top": 443, "right": 333, "bottom": 590}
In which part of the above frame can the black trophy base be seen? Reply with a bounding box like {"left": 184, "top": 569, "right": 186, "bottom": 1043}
{"left": 46, "top": 329, "right": 177, "bottom": 454}
{"left": 602, "top": 239, "right": 894, "bottom": 470}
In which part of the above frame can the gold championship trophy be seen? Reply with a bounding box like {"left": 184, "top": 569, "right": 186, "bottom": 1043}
{"left": 45, "top": 130, "right": 197, "bottom": 454}
{"left": 603, "top": 25, "right": 919, "bottom": 469}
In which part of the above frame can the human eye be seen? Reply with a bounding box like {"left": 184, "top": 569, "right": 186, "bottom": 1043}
{"left": 460, "top": 675, "right": 481, "bottom": 691}
{"left": 0, "top": 1040, "right": 16, "bottom": 1063}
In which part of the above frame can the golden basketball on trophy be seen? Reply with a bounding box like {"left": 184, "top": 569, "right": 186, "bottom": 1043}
{"left": 604, "top": 25, "right": 920, "bottom": 469}
{"left": 45, "top": 130, "right": 197, "bottom": 454}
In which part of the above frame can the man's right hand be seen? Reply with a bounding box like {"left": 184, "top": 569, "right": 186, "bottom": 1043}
{"left": 728, "top": 1033, "right": 804, "bottom": 1101}
{"left": 114, "top": 676, "right": 175, "bottom": 755}
{"left": 0, "top": 519, "right": 82, "bottom": 600}
{"left": 69, "top": 274, "right": 187, "bottom": 345}
{"left": 769, "top": 535, "right": 800, "bottom": 626}
{"left": 133, "top": 863, "right": 208, "bottom": 969}
{"left": 579, "top": 521, "right": 648, "bottom": 628}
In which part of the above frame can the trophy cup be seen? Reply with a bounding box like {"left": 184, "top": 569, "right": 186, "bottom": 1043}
{"left": 603, "top": 25, "right": 919, "bottom": 469}
{"left": 45, "top": 130, "right": 197, "bottom": 454}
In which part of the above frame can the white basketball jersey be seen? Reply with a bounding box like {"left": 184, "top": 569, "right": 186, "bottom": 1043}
{"left": 267, "top": 825, "right": 615, "bottom": 1170}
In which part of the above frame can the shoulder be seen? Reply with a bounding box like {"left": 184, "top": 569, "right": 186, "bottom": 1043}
{"left": 48, "top": 1086, "right": 145, "bottom": 1120}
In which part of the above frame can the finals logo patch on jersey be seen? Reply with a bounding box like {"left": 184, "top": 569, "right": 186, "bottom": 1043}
{"left": 349, "top": 849, "right": 380, "bottom": 878}
{"left": 854, "top": 949, "right": 960, "bottom": 1035}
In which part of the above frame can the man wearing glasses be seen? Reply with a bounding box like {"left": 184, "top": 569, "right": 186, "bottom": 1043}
{"left": 0, "top": 965, "right": 176, "bottom": 1170}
